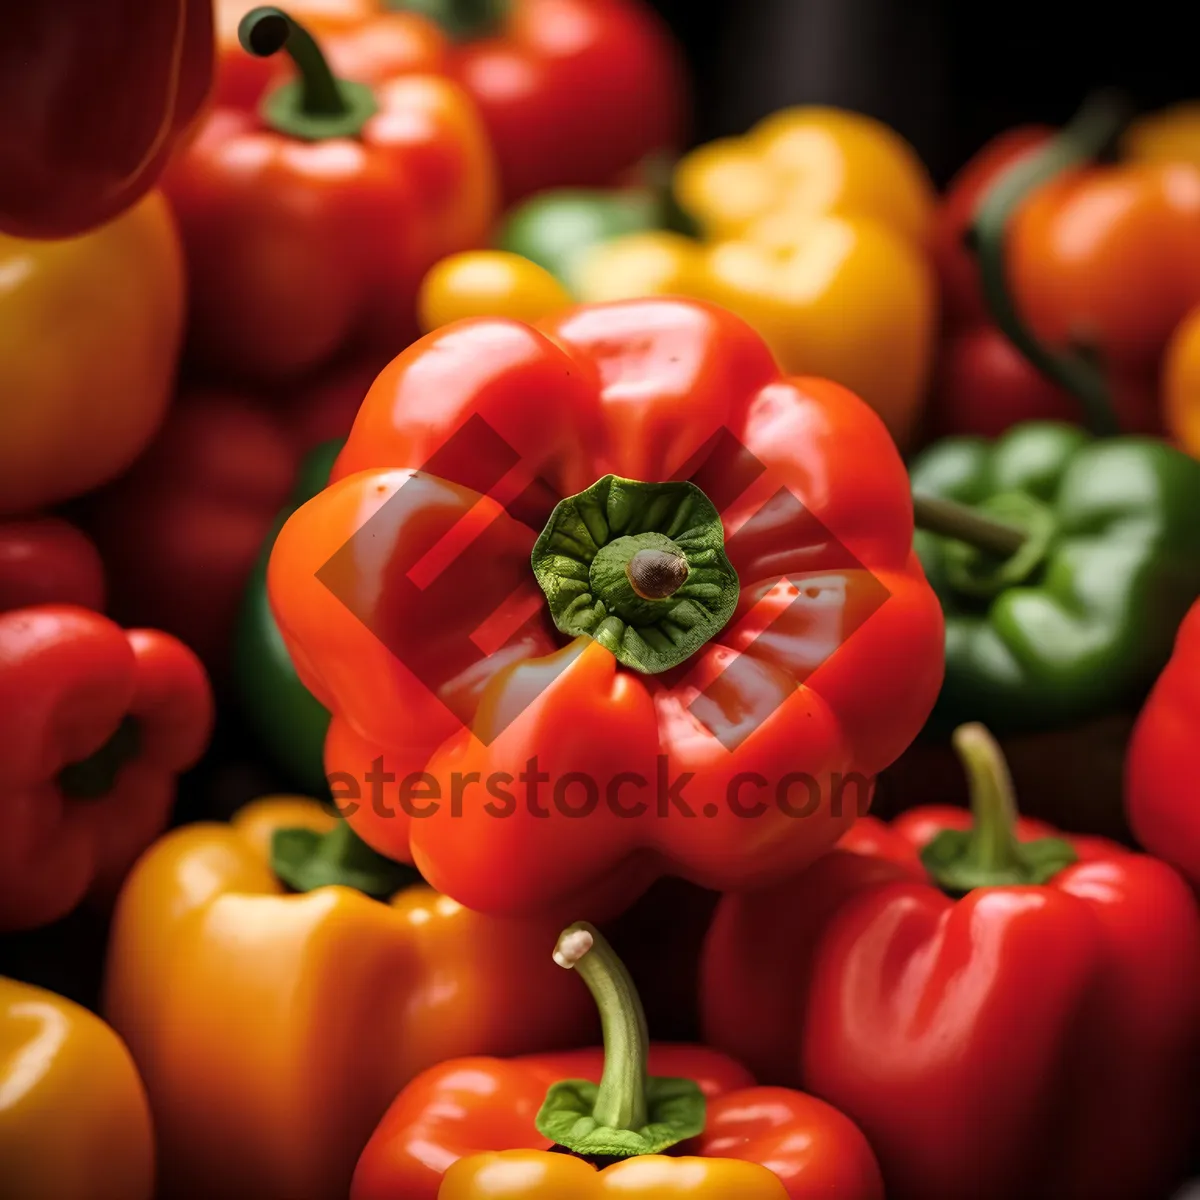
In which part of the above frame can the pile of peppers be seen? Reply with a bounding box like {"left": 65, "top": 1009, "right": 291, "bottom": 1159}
{"left": 5, "top": 7, "right": 1200, "bottom": 1200}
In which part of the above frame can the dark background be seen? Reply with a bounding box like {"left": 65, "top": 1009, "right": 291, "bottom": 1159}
{"left": 651, "top": 0, "right": 1200, "bottom": 183}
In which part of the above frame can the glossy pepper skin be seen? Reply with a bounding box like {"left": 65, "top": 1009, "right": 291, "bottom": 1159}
{"left": 1126, "top": 598, "right": 1200, "bottom": 885}
{"left": 572, "top": 109, "right": 937, "bottom": 446}
{"left": 219, "top": 0, "right": 685, "bottom": 202}
{"left": 0, "top": 977, "right": 154, "bottom": 1200}
{"left": 102, "top": 796, "right": 597, "bottom": 1200}
{"left": 353, "top": 1045, "right": 883, "bottom": 1200}
{"left": 0, "top": 1, "right": 212, "bottom": 239}
{"left": 268, "top": 296, "right": 945, "bottom": 920}
{"left": 911, "top": 420, "right": 1200, "bottom": 734}
{"left": 166, "top": 13, "right": 496, "bottom": 385}
{"left": 237, "top": 440, "right": 340, "bottom": 792}
{"left": 0, "top": 605, "right": 213, "bottom": 932}
{"left": 0, "top": 518, "right": 106, "bottom": 614}
{"left": 702, "top": 733, "right": 1200, "bottom": 1200}
{"left": 0, "top": 190, "right": 184, "bottom": 514}
{"left": 1008, "top": 158, "right": 1200, "bottom": 373}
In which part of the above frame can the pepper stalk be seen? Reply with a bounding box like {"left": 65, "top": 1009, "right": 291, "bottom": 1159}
{"left": 536, "top": 921, "right": 705, "bottom": 1158}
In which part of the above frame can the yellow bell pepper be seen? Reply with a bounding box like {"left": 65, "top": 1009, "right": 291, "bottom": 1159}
{"left": 418, "top": 250, "right": 572, "bottom": 332}
{"left": 1165, "top": 303, "right": 1200, "bottom": 456}
{"left": 1123, "top": 102, "right": 1200, "bottom": 169}
{"left": 673, "top": 106, "right": 935, "bottom": 244}
{"left": 0, "top": 190, "right": 184, "bottom": 514}
{"left": 577, "top": 108, "right": 938, "bottom": 447}
{"left": 0, "top": 977, "right": 154, "bottom": 1200}
{"left": 438, "top": 1150, "right": 790, "bottom": 1199}
{"left": 102, "top": 796, "right": 596, "bottom": 1200}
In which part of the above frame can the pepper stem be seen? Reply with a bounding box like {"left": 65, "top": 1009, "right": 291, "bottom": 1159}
{"left": 970, "top": 90, "right": 1131, "bottom": 437}
{"left": 553, "top": 922, "right": 649, "bottom": 1131}
{"left": 920, "top": 723, "right": 1079, "bottom": 893}
{"left": 912, "top": 494, "right": 1028, "bottom": 558}
{"left": 239, "top": 7, "right": 378, "bottom": 141}
{"left": 952, "top": 723, "right": 1022, "bottom": 874}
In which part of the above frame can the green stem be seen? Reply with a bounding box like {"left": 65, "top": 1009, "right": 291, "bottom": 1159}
{"left": 239, "top": 7, "right": 378, "bottom": 140}
{"left": 919, "top": 723, "right": 1079, "bottom": 893}
{"left": 952, "top": 723, "right": 1022, "bottom": 874}
{"left": 912, "top": 494, "right": 1028, "bottom": 558}
{"left": 970, "top": 90, "right": 1131, "bottom": 437}
{"left": 553, "top": 922, "right": 649, "bottom": 1132}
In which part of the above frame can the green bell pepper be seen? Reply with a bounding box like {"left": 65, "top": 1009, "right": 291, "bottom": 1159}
{"left": 911, "top": 421, "right": 1200, "bottom": 734}
{"left": 234, "top": 439, "right": 341, "bottom": 794}
{"left": 495, "top": 161, "right": 694, "bottom": 296}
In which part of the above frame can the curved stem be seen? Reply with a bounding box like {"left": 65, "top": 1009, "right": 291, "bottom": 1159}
{"left": 912, "top": 494, "right": 1028, "bottom": 557}
{"left": 553, "top": 922, "right": 649, "bottom": 1131}
{"left": 970, "top": 90, "right": 1131, "bottom": 437}
{"left": 952, "top": 723, "right": 1021, "bottom": 873}
{"left": 239, "top": 7, "right": 346, "bottom": 115}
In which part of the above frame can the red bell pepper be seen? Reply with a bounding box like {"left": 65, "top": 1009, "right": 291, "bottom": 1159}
{"left": 86, "top": 361, "right": 377, "bottom": 681}
{"left": 0, "top": 605, "right": 213, "bottom": 931}
{"left": 166, "top": 6, "right": 496, "bottom": 385}
{"left": 86, "top": 389, "right": 298, "bottom": 680}
{"left": 268, "top": 296, "right": 945, "bottom": 920}
{"left": 0, "top": 0, "right": 213, "bottom": 239}
{"left": 0, "top": 519, "right": 106, "bottom": 615}
{"left": 929, "top": 324, "right": 1162, "bottom": 439}
{"left": 702, "top": 723, "right": 1200, "bottom": 1200}
{"left": 1127, "top": 598, "right": 1200, "bottom": 886}
{"left": 352, "top": 921, "right": 884, "bottom": 1199}
{"left": 214, "top": 2, "right": 449, "bottom": 110}
{"left": 218, "top": 0, "right": 686, "bottom": 203}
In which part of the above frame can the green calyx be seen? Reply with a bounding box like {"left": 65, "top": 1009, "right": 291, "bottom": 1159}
{"left": 970, "top": 90, "right": 1131, "bottom": 437}
{"left": 272, "top": 819, "right": 420, "bottom": 899}
{"left": 531, "top": 475, "right": 739, "bottom": 674}
{"left": 536, "top": 922, "right": 705, "bottom": 1159}
{"left": 940, "top": 492, "right": 1056, "bottom": 598}
{"left": 240, "top": 7, "right": 378, "bottom": 141}
{"left": 920, "top": 723, "right": 1078, "bottom": 894}
{"left": 57, "top": 716, "right": 141, "bottom": 800}
{"left": 384, "top": 0, "right": 509, "bottom": 41}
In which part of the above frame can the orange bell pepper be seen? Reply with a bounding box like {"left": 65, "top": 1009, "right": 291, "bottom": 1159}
{"left": 102, "top": 796, "right": 596, "bottom": 1200}
{"left": 166, "top": 6, "right": 496, "bottom": 384}
{"left": 267, "top": 296, "right": 945, "bottom": 921}
{"left": 1008, "top": 158, "right": 1200, "bottom": 372}
{"left": 0, "top": 0, "right": 213, "bottom": 239}
{"left": 0, "top": 977, "right": 154, "bottom": 1200}
{"left": 1165, "top": 303, "right": 1200, "bottom": 458}
{"left": 0, "top": 190, "right": 184, "bottom": 515}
